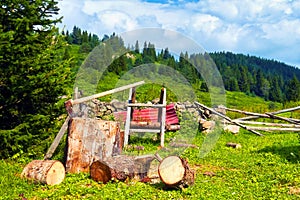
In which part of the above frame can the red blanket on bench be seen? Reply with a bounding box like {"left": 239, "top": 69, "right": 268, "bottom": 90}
{"left": 113, "top": 103, "right": 179, "bottom": 125}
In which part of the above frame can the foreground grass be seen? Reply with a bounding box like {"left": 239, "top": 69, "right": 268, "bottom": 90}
{"left": 1, "top": 130, "right": 300, "bottom": 199}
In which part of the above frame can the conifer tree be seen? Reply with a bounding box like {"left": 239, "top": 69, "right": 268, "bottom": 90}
{"left": 0, "top": 0, "right": 71, "bottom": 158}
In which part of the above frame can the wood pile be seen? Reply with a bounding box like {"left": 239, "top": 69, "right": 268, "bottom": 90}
{"left": 226, "top": 106, "right": 300, "bottom": 133}
{"left": 22, "top": 81, "right": 196, "bottom": 189}
{"left": 195, "top": 101, "right": 300, "bottom": 135}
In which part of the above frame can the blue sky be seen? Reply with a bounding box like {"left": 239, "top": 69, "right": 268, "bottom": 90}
{"left": 57, "top": 0, "right": 300, "bottom": 68}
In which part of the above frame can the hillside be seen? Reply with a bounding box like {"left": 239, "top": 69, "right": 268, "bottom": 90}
{"left": 65, "top": 28, "right": 300, "bottom": 103}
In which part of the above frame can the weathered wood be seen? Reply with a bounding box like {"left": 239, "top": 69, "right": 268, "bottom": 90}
{"left": 44, "top": 116, "right": 70, "bottom": 160}
{"left": 245, "top": 126, "right": 300, "bottom": 132}
{"left": 265, "top": 113, "right": 299, "bottom": 124}
{"left": 90, "top": 155, "right": 155, "bottom": 183}
{"left": 70, "top": 81, "right": 145, "bottom": 106}
{"left": 21, "top": 160, "right": 65, "bottom": 185}
{"left": 127, "top": 103, "right": 166, "bottom": 108}
{"left": 226, "top": 107, "right": 300, "bottom": 124}
{"left": 232, "top": 120, "right": 300, "bottom": 128}
{"left": 130, "top": 121, "right": 161, "bottom": 129}
{"left": 235, "top": 115, "right": 300, "bottom": 123}
{"left": 65, "top": 118, "right": 122, "bottom": 173}
{"left": 226, "top": 142, "right": 242, "bottom": 149}
{"left": 269, "top": 106, "right": 300, "bottom": 115}
{"left": 194, "top": 102, "right": 264, "bottom": 136}
{"left": 158, "top": 156, "right": 195, "bottom": 188}
{"left": 124, "top": 87, "right": 167, "bottom": 147}
{"left": 224, "top": 107, "right": 269, "bottom": 118}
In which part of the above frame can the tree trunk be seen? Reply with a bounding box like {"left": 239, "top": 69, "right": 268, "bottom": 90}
{"left": 158, "top": 156, "right": 195, "bottom": 188}
{"left": 21, "top": 160, "right": 65, "bottom": 185}
{"left": 65, "top": 117, "right": 123, "bottom": 173}
{"left": 90, "top": 155, "right": 155, "bottom": 183}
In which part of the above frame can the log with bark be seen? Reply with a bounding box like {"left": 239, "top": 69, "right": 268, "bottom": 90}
{"left": 90, "top": 155, "right": 156, "bottom": 183}
{"left": 158, "top": 156, "right": 195, "bottom": 188}
{"left": 65, "top": 117, "right": 123, "bottom": 173}
{"left": 21, "top": 160, "right": 65, "bottom": 185}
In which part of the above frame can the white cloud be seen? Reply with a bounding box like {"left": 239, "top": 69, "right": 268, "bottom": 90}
{"left": 58, "top": 0, "right": 300, "bottom": 67}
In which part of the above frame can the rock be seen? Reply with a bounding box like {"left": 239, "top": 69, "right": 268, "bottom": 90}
{"left": 224, "top": 125, "right": 240, "bottom": 134}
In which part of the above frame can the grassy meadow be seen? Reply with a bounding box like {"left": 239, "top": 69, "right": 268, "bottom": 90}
{"left": 1, "top": 92, "right": 300, "bottom": 199}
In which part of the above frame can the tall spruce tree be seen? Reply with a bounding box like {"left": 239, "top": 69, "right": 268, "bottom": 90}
{"left": 0, "top": 0, "right": 71, "bottom": 158}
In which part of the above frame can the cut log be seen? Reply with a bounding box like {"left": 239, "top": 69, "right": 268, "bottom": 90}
{"left": 21, "top": 160, "right": 65, "bottom": 185}
{"left": 90, "top": 155, "right": 155, "bottom": 183}
{"left": 158, "top": 156, "right": 195, "bottom": 188}
{"left": 65, "top": 117, "right": 123, "bottom": 173}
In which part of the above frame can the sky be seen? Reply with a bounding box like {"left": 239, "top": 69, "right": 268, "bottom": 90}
{"left": 57, "top": 0, "right": 300, "bottom": 67}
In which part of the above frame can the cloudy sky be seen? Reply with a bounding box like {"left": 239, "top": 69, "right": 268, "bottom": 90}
{"left": 57, "top": 0, "right": 300, "bottom": 67}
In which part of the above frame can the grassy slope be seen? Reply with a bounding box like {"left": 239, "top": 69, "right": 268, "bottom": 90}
{"left": 1, "top": 92, "right": 300, "bottom": 199}
{"left": 1, "top": 131, "right": 300, "bottom": 199}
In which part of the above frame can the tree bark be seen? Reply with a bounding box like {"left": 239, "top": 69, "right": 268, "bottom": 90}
{"left": 65, "top": 117, "right": 123, "bottom": 173}
{"left": 158, "top": 156, "right": 195, "bottom": 188}
{"left": 90, "top": 155, "right": 155, "bottom": 183}
{"left": 21, "top": 160, "right": 65, "bottom": 185}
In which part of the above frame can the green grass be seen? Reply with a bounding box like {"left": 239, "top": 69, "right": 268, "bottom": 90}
{"left": 1, "top": 130, "right": 300, "bottom": 199}
{"left": 2, "top": 83, "right": 300, "bottom": 199}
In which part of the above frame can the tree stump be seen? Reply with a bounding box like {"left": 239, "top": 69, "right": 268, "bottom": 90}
{"left": 65, "top": 117, "right": 123, "bottom": 173}
{"left": 158, "top": 156, "right": 195, "bottom": 188}
{"left": 90, "top": 155, "right": 155, "bottom": 183}
{"left": 21, "top": 160, "right": 65, "bottom": 185}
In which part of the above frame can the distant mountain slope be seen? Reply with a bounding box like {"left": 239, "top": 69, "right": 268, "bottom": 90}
{"left": 210, "top": 51, "right": 300, "bottom": 81}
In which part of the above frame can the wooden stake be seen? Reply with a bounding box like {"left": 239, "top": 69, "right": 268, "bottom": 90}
{"left": 44, "top": 116, "right": 70, "bottom": 160}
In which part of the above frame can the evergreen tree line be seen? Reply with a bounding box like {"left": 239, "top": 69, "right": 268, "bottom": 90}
{"left": 63, "top": 26, "right": 100, "bottom": 53}
{"left": 210, "top": 52, "right": 300, "bottom": 102}
{"left": 85, "top": 35, "right": 300, "bottom": 103}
